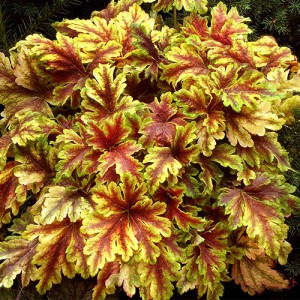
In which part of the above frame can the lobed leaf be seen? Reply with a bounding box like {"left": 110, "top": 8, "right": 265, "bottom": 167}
{"left": 0, "top": 238, "right": 38, "bottom": 288}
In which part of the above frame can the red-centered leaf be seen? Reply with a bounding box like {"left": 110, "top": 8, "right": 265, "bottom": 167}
{"left": 81, "top": 174, "right": 171, "bottom": 276}
{"left": 138, "top": 238, "right": 183, "bottom": 300}
{"left": 210, "top": 143, "right": 243, "bottom": 171}
{"left": 87, "top": 114, "right": 130, "bottom": 150}
{"left": 144, "top": 146, "right": 182, "bottom": 193}
{"left": 171, "top": 123, "right": 200, "bottom": 165}
{"left": 0, "top": 47, "right": 53, "bottom": 128}
{"left": 253, "top": 133, "right": 290, "bottom": 172}
{"left": 130, "top": 24, "right": 162, "bottom": 78}
{"left": 85, "top": 41, "right": 122, "bottom": 68}
{"left": 232, "top": 253, "right": 289, "bottom": 296}
{"left": 13, "top": 137, "right": 56, "bottom": 193}
{"left": 55, "top": 128, "right": 92, "bottom": 180}
{"left": 225, "top": 102, "right": 285, "bottom": 147}
{"left": 139, "top": 92, "right": 185, "bottom": 147}
{"left": 153, "top": 0, "right": 207, "bottom": 13}
{"left": 92, "top": 262, "right": 121, "bottom": 300}
{"left": 0, "top": 162, "right": 27, "bottom": 227}
{"left": 182, "top": 14, "right": 210, "bottom": 40}
{"left": 262, "top": 46, "right": 296, "bottom": 75}
{"left": 219, "top": 174, "right": 289, "bottom": 258}
{"left": 113, "top": 4, "right": 155, "bottom": 58}
{"left": 87, "top": 114, "right": 142, "bottom": 178}
{"left": 24, "top": 218, "right": 87, "bottom": 294}
{"left": 209, "top": 2, "right": 251, "bottom": 46}
{"left": 154, "top": 186, "right": 202, "bottom": 231}
{"left": 0, "top": 238, "right": 38, "bottom": 288}
{"left": 208, "top": 39, "right": 256, "bottom": 68}
{"left": 177, "top": 223, "right": 229, "bottom": 297}
{"left": 210, "top": 64, "right": 275, "bottom": 112}
{"left": 82, "top": 64, "right": 140, "bottom": 123}
{"left": 161, "top": 43, "right": 209, "bottom": 86}
{"left": 30, "top": 33, "right": 87, "bottom": 106}
{"left": 144, "top": 121, "right": 199, "bottom": 191}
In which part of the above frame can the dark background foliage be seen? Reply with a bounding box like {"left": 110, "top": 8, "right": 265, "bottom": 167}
{"left": 0, "top": 0, "right": 299, "bottom": 298}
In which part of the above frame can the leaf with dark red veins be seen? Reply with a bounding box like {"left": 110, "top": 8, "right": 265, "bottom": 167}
{"left": 14, "top": 137, "right": 56, "bottom": 193}
{"left": 232, "top": 253, "right": 289, "bottom": 296}
{"left": 55, "top": 128, "right": 93, "bottom": 180}
{"left": 153, "top": 0, "right": 207, "bottom": 13}
{"left": 82, "top": 64, "right": 140, "bottom": 123}
{"left": 139, "top": 92, "right": 185, "bottom": 147}
{"left": 211, "top": 64, "right": 275, "bottom": 112}
{"left": 0, "top": 238, "right": 39, "bottom": 288}
{"left": 81, "top": 174, "right": 171, "bottom": 276}
{"left": 138, "top": 239, "right": 182, "bottom": 300}
{"left": 219, "top": 174, "right": 290, "bottom": 258}
{"left": 0, "top": 162, "right": 27, "bottom": 227}
{"left": 177, "top": 222, "right": 229, "bottom": 297}
{"left": 24, "top": 218, "right": 88, "bottom": 294}
{"left": 225, "top": 102, "right": 285, "bottom": 147}
{"left": 130, "top": 24, "right": 161, "bottom": 78}
{"left": 209, "top": 2, "right": 251, "bottom": 46}
{"left": 87, "top": 114, "right": 142, "bottom": 178}
{"left": 154, "top": 186, "right": 203, "bottom": 230}
{"left": 253, "top": 133, "right": 290, "bottom": 172}
{"left": 0, "top": 47, "right": 53, "bottom": 128}
{"left": 0, "top": 134, "right": 12, "bottom": 171}
{"left": 161, "top": 43, "right": 209, "bottom": 86}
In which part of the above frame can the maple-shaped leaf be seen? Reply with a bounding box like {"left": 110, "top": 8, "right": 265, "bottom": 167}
{"left": 40, "top": 184, "right": 94, "bottom": 225}
{"left": 129, "top": 24, "right": 162, "bottom": 78}
{"left": 10, "top": 111, "right": 60, "bottom": 147}
{"left": 0, "top": 238, "right": 38, "bottom": 288}
{"left": 209, "top": 2, "right": 251, "bottom": 46}
{"left": 112, "top": 4, "right": 155, "bottom": 58}
{"left": 82, "top": 64, "right": 140, "bottom": 123}
{"left": 253, "top": 133, "right": 290, "bottom": 172}
{"left": 24, "top": 218, "right": 88, "bottom": 294}
{"left": 55, "top": 127, "right": 94, "bottom": 180}
{"left": 138, "top": 238, "right": 183, "bottom": 300}
{"left": 13, "top": 137, "right": 56, "bottom": 193}
{"left": 208, "top": 39, "right": 256, "bottom": 69}
{"left": 0, "top": 47, "right": 53, "bottom": 129}
{"left": 210, "top": 64, "right": 275, "bottom": 112}
{"left": 87, "top": 114, "right": 142, "bottom": 178}
{"left": 154, "top": 186, "right": 202, "bottom": 231}
{"left": 26, "top": 33, "right": 87, "bottom": 107}
{"left": 144, "top": 123, "right": 199, "bottom": 193}
{"left": 153, "top": 0, "right": 207, "bottom": 14}
{"left": 139, "top": 92, "right": 186, "bottom": 147}
{"left": 232, "top": 252, "right": 289, "bottom": 295}
{"left": 81, "top": 174, "right": 171, "bottom": 276}
{"left": 219, "top": 174, "right": 289, "bottom": 258}
{"left": 177, "top": 222, "right": 229, "bottom": 298}
{"left": 0, "top": 162, "right": 27, "bottom": 227}
{"left": 161, "top": 43, "right": 209, "bottom": 86}
{"left": 225, "top": 102, "right": 285, "bottom": 147}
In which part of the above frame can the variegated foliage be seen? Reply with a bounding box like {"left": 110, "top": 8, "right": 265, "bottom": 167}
{"left": 0, "top": 0, "right": 299, "bottom": 299}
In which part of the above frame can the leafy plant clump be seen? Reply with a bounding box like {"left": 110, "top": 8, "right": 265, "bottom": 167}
{"left": 0, "top": 0, "right": 300, "bottom": 299}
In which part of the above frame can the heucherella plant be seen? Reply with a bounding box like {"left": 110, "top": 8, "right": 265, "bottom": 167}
{"left": 0, "top": 0, "right": 300, "bottom": 299}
